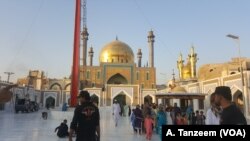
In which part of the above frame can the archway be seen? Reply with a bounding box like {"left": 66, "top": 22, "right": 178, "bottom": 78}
{"left": 233, "top": 90, "right": 244, "bottom": 113}
{"left": 113, "top": 91, "right": 131, "bottom": 106}
{"left": 50, "top": 83, "right": 62, "bottom": 91}
{"left": 144, "top": 95, "right": 153, "bottom": 104}
{"left": 107, "top": 73, "right": 128, "bottom": 84}
{"left": 64, "top": 83, "right": 71, "bottom": 91}
{"left": 45, "top": 96, "right": 55, "bottom": 108}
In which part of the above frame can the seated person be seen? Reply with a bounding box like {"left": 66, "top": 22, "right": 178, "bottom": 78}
{"left": 42, "top": 111, "right": 48, "bottom": 120}
{"left": 55, "top": 119, "right": 69, "bottom": 138}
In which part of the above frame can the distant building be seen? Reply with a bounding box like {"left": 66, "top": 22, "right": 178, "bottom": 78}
{"left": 158, "top": 47, "right": 250, "bottom": 120}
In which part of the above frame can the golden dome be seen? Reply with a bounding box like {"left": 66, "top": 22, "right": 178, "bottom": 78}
{"left": 171, "top": 86, "right": 187, "bottom": 93}
{"left": 99, "top": 40, "right": 134, "bottom": 63}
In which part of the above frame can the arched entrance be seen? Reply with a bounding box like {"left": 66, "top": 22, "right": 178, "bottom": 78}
{"left": 107, "top": 73, "right": 128, "bottom": 84}
{"left": 50, "top": 83, "right": 62, "bottom": 91}
{"left": 144, "top": 95, "right": 153, "bottom": 104}
{"left": 113, "top": 91, "right": 131, "bottom": 106}
{"left": 233, "top": 90, "right": 244, "bottom": 113}
{"left": 45, "top": 96, "right": 55, "bottom": 108}
{"left": 64, "top": 83, "right": 71, "bottom": 91}
{"left": 91, "top": 94, "right": 99, "bottom": 105}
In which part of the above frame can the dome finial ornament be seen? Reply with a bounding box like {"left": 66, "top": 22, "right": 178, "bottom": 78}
{"left": 116, "top": 35, "right": 118, "bottom": 41}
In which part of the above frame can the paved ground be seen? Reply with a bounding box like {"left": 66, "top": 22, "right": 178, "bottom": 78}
{"left": 0, "top": 108, "right": 160, "bottom": 141}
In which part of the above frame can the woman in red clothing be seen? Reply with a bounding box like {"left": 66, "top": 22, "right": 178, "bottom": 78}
{"left": 144, "top": 113, "right": 154, "bottom": 140}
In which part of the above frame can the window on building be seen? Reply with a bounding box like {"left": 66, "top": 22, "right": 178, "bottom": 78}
{"left": 92, "top": 83, "right": 95, "bottom": 87}
{"left": 141, "top": 84, "right": 144, "bottom": 89}
{"left": 97, "top": 71, "right": 100, "bottom": 79}
{"left": 152, "top": 84, "right": 154, "bottom": 89}
{"left": 198, "top": 99, "right": 204, "bottom": 109}
{"left": 146, "top": 72, "right": 149, "bottom": 80}
{"left": 86, "top": 71, "right": 90, "bottom": 79}
{"left": 136, "top": 72, "right": 139, "bottom": 80}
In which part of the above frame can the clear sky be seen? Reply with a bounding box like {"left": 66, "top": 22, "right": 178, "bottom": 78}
{"left": 0, "top": 0, "right": 249, "bottom": 84}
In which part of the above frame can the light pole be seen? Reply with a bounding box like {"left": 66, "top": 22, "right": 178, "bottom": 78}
{"left": 4, "top": 72, "right": 14, "bottom": 83}
{"left": 226, "top": 34, "right": 246, "bottom": 115}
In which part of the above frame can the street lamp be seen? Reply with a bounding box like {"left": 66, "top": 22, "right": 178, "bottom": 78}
{"left": 226, "top": 34, "right": 246, "bottom": 115}
{"left": 4, "top": 72, "right": 14, "bottom": 83}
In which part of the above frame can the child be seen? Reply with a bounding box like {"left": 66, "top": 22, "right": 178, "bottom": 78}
{"left": 182, "top": 113, "right": 188, "bottom": 125}
{"left": 144, "top": 113, "right": 154, "bottom": 140}
{"left": 200, "top": 111, "right": 206, "bottom": 125}
{"left": 175, "top": 112, "right": 183, "bottom": 125}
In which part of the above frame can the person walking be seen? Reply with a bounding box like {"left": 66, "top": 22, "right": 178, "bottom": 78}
{"left": 69, "top": 91, "right": 100, "bottom": 141}
{"left": 172, "top": 103, "right": 181, "bottom": 125}
{"left": 128, "top": 105, "right": 131, "bottom": 117}
{"left": 130, "top": 109, "right": 136, "bottom": 133}
{"left": 134, "top": 105, "right": 143, "bottom": 135}
{"left": 166, "top": 107, "right": 173, "bottom": 125}
{"left": 112, "top": 100, "right": 121, "bottom": 127}
{"left": 144, "top": 113, "right": 154, "bottom": 140}
{"left": 157, "top": 106, "right": 166, "bottom": 141}
{"left": 206, "top": 93, "right": 221, "bottom": 125}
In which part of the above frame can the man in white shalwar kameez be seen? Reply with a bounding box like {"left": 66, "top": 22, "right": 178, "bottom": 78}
{"left": 112, "top": 100, "right": 121, "bottom": 127}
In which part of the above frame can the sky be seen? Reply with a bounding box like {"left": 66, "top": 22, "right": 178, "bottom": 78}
{"left": 0, "top": 0, "right": 249, "bottom": 85}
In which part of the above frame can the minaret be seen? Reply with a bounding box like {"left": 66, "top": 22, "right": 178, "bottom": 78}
{"left": 147, "top": 30, "right": 155, "bottom": 68}
{"left": 81, "top": 27, "right": 89, "bottom": 66}
{"left": 137, "top": 49, "right": 142, "bottom": 67}
{"left": 177, "top": 53, "right": 184, "bottom": 79}
{"left": 172, "top": 69, "right": 176, "bottom": 83}
{"left": 88, "top": 46, "right": 94, "bottom": 66}
{"left": 189, "top": 46, "right": 198, "bottom": 78}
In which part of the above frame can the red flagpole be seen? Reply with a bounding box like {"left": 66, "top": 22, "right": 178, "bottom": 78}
{"left": 71, "top": 0, "right": 81, "bottom": 107}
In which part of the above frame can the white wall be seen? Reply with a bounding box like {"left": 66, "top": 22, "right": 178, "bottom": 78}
{"left": 173, "top": 99, "right": 180, "bottom": 107}
{"left": 193, "top": 99, "right": 199, "bottom": 112}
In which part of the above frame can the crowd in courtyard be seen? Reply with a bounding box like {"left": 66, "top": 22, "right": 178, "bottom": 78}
{"left": 51, "top": 86, "right": 248, "bottom": 141}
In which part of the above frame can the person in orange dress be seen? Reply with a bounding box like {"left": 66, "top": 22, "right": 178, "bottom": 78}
{"left": 144, "top": 113, "right": 154, "bottom": 140}
{"left": 175, "top": 112, "right": 183, "bottom": 125}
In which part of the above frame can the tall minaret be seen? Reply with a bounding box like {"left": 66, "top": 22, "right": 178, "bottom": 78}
{"left": 189, "top": 46, "right": 198, "bottom": 78}
{"left": 172, "top": 69, "right": 176, "bottom": 83}
{"left": 81, "top": 27, "right": 89, "bottom": 66}
{"left": 137, "top": 49, "right": 142, "bottom": 67}
{"left": 177, "top": 53, "right": 184, "bottom": 79}
{"left": 88, "top": 46, "right": 94, "bottom": 66}
{"left": 147, "top": 30, "right": 155, "bottom": 68}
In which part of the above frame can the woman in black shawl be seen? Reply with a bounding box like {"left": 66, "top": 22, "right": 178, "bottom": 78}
{"left": 134, "top": 105, "right": 143, "bottom": 134}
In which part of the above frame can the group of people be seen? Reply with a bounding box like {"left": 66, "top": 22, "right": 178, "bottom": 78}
{"left": 128, "top": 103, "right": 167, "bottom": 140}
{"left": 126, "top": 86, "right": 246, "bottom": 140}
{"left": 52, "top": 86, "right": 247, "bottom": 141}
{"left": 206, "top": 86, "right": 247, "bottom": 125}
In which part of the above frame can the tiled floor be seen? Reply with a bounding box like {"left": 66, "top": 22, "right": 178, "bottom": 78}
{"left": 0, "top": 107, "right": 160, "bottom": 141}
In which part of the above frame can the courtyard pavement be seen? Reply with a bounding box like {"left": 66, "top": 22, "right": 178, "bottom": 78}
{"left": 0, "top": 107, "right": 160, "bottom": 141}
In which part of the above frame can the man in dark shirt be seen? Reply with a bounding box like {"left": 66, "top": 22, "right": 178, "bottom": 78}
{"left": 69, "top": 91, "right": 100, "bottom": 141}
{"left": 214, "top": 86, "right": 247, "bottom": 125}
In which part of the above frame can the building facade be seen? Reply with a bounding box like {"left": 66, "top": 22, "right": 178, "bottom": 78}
{"left": 15, "top": 30, "right": 157, "bottom": 108}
